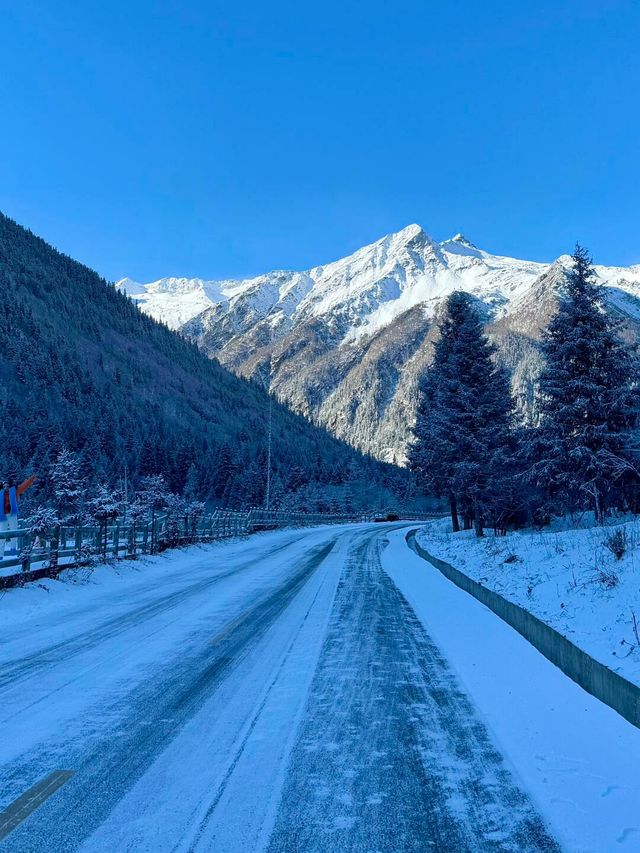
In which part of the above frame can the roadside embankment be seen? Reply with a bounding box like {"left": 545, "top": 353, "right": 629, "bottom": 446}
{"left": 410, "top": 520, "right": 640, "bottom": 728}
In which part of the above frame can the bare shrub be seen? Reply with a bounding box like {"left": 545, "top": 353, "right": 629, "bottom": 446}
{"left": 604, "top": 528, "right": 626, "bottom": 561}
{"left": 595, "top": 568, "right": 619, "bottom": 590}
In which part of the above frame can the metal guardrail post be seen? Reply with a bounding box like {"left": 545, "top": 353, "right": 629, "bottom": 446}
{"left": 21, "top": 530, "right": 32, "bottom": 574}
{"left": 74, "top": 527, "right": 82, "bottom": 564}
{"left": 50, "top": 524, "right": 60, "bottom": 570}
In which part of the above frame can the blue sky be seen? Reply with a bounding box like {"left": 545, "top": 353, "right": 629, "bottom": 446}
{"left": 1, "top": 0, "right": 639, "bottom": 281}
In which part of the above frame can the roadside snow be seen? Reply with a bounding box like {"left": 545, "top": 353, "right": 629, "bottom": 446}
{"left": 416, "top": 516, "right": 640, "bottom": 687}
{"left": 0, "top": 524, "right": 350, "bottom": 631}
{"left": 0, "top": 540, "right": 240, "bottom": 635}
{"left": 0, "top": 524, "right": 378, "bottom": 852}
{"left": 383, "top": 527, "right": 640, "bottom": 853}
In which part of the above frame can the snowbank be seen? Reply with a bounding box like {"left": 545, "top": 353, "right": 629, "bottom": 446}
{"left": 416, "top": 516, "right": 640, "bottom": 688}
{"left": 383, "top": 527, "right": 640, "bottom": 853}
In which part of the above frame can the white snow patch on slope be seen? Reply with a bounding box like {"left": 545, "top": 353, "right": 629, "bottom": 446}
{"left": 115, "top": 276, "right": 245, "bottom": 329}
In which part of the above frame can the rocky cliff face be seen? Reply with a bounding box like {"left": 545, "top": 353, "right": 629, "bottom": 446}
{"left": 119, "top": 227, "right": 640, "bottom": 464}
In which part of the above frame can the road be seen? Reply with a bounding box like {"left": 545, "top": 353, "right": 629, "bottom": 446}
{"left": 0, "top": 523, "right": 559, "bottom": 852}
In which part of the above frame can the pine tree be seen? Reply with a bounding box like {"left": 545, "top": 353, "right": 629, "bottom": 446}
{"left": 410, "top": 292, "right": 515, "bottom": 536}
{"left": 50, "top": 448, "right": 86, "bottom": 524}
{"left": 136, "top": 475, "right": 170, "bottom": 553}
{"left": 136, "top": 475, "right": 170, "bottom": 513}
{"left": 535, "top": 246, "right": 639, "bottom": 522}
{"left": 88, "top": 485, "right": 120, "bottom": 561}
{"left": 183, "top": 463, "right": 199, "bottom": 502}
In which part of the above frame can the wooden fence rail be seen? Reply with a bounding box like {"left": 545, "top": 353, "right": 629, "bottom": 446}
{"left": 0, "top": 508, "right": 433, "bottom": 589}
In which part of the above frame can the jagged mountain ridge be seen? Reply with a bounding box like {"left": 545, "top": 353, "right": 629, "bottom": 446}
{"left": 118, "top": 226, "right": 640, "bottom": 464}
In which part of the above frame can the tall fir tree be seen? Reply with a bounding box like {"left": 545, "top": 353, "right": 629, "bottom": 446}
{"left": 410, "top": 292, "right": 515, "bottom": 536}
{"left": 409, "top": 304, "right": 461, "bottom": 531}
{"left": 534, "top": 245, "right": 639, "bottom": 521}
{"left": 50, "top": 448, "right": 86, "bottom": 524}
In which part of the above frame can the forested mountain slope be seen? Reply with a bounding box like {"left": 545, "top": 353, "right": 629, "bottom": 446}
{"left": 122, "top": 226, "right": 640, "bottom": 464}
{"left": 0, "top": 213, "right": 407, "bottom": 508}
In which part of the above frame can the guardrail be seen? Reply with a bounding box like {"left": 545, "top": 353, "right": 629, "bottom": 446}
{"left": 0, "top": 508, "right": 433, "bottom": 589}
{"left": 406, "top": 530, "right": 640, "bottom": 731}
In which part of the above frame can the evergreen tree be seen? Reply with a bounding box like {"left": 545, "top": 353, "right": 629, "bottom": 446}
{"left": 410, "top": 292, "right": 515, "bottom": 536}
{"left": 136, "top": 475, "right": 170, "bottom": 552}
{"left": 183, "top": 463, "right": 199, "bottom": 502}
{"left": 409, "top": 311, "right": 460, "bottom": 530}
{"left": 88, "top": 485, "right": 120, "bottom": 560}
{"left": 534, "top": 246, "right": 639, "bottom": 522}
{"left": 136, "top": 475, "right": 170, "bottom": 515}
{"left": 50, "top": 448, "right": 86, "bottom": 524}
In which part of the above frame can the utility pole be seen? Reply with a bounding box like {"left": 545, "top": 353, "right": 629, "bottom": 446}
{"left": 123, "top": 462, "right": 128, "bottom": 523}
{"left": 265, "top": 396, "right": 272, "bottom": 510}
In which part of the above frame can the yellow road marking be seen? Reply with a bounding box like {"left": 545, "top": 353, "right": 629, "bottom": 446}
{"left": 0, "top": 770, "right": 74, "bottom": 841}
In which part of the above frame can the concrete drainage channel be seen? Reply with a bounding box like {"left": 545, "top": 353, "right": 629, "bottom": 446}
{"left": 406, "top": 530, "right": 640, "bottom": 731}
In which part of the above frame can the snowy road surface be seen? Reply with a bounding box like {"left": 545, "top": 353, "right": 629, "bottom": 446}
{"left": 0, "top": 523, "right": 570, "bottom": 851}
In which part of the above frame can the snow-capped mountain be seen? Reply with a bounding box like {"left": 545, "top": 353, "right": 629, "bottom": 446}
{"left": 118, "top": 226, "right": 640, "bottom": 464}
{"left": 115, "top": 276, "right": 248, "bottom": 330}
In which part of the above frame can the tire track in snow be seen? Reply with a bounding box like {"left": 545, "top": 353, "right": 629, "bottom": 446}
{"left": 0, "top": 535, "right": 305, "bottom": 692}
{"left": 0, "top": 540, "right": 336, "bottom": 852}
{"left": 267, "top": 533, "right": 560, "bottom": 852}
{"left": 179, "top": 563, "right": 333, "bottom": 852}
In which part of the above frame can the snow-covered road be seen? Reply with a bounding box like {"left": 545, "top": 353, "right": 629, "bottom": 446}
{"left": 1, "top": 524, "right": 561, "bottom": 851}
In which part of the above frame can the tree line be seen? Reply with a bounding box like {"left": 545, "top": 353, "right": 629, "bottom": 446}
{"left": 409, "top": 246, "right": 640, "bottom": 536}
{"left": 0, "top": 211, "right": 410, "bottom": 513}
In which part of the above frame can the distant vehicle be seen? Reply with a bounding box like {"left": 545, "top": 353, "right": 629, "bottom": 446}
{"left": 374, "top": 512, "right": 400, "bottom": 522}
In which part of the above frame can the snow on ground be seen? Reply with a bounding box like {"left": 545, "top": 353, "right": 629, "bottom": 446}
{"left": 0, "top": 526, "right": 354, "bottom": 780}
{"left": 416, "top": 515, "right": 640, "bottom": 687}
{"left": 4, "top": 522, "right": 639, "bottom": 852}
{"left": 3, "top": 522, "right": 560, "bottom": 852}
{"left": 0, "top": 538, "right": 241, "bottom": 628}
{"left": 0, "top": 524, "right": 364, "bottom": 852}
{"left": 0, "top": 525, "right": 344, "bottom": 636}
{"left": 385, "top": 526, "right": 640, "bottom": 853}
{"left": 77, "top": 529, "right": 351, "bottom": 853}
{"left": 268, "top": 527, "right": 557, "bottom": 853}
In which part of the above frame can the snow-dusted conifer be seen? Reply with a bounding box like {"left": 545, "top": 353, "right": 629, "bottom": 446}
{"left": 409, "top": 303, "right": 460, "bottom": 530}
{"left": 137, "top": 475, "right": 170, "bottom": 514}
{"left": 88, "top": 486, "right": 120, "bottom": 523}
{"left": 88, "top": 485, "right": 120, "bottom": 560}
{"left": 50, "top": 448, "right": 85, "bottom": 524}
{"left": 183, "top": 463, "right": 199, "bottom": 502}
{"left": 535, "top": 246, "right": 638, "bottom": 521}
{"left": 410, "top": 292, "right": 515, "bottom": 536}
{"left": 135, "top": 474, "right": 170, "bottom": 552}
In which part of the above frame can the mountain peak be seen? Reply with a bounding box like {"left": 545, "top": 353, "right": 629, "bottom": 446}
{"left": 440, "top": 232, "right": 481, "bottom": 256}
{"left": 448, "top": 233, "right": 477, "bottom": 248}
{"left": 397, "top": 223, "right": 424, "bottom": 239}
{"left": 452, "top": 232, "right": 474, "bottom": 246}
{"left": 115, "top": 276, "right": 145, "bottom": 296}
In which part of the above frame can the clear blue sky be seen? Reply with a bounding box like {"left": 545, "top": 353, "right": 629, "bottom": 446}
{"left": 1, "top": 0, "right": 639, "bottom": 281}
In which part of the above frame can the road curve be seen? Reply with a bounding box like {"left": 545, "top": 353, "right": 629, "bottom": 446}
{"left": 0, "top": 523, "right": 558, "bottom": 852}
